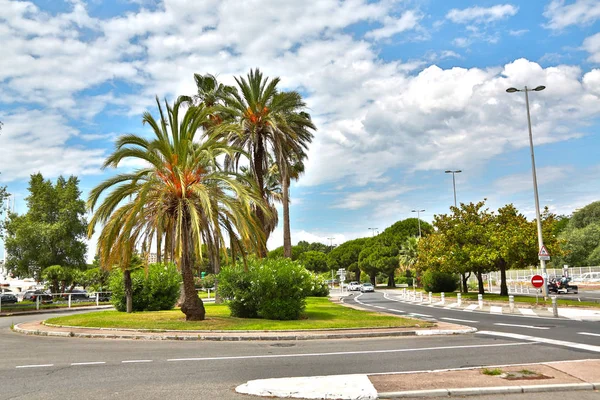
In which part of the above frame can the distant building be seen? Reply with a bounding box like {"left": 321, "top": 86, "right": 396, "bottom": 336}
{"left": 148, "top": 252, "right": 158, "bottom": 264}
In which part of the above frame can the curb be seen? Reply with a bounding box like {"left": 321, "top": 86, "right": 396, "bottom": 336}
{"left": 377, "top": 383, "right": 600, "bottom": 398}
{"left": 13, "top": 323, "right": 476, "bottom": 341}
{"left": 0, "top": 305, "right": 114, "bottom": 317}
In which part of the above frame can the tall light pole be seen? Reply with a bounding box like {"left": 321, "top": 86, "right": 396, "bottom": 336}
{"left": 411, "top": 209, "right": 425, "bottom": 237}
{"left": 327, "top": 237, "right": 335, "bottom": 250}
{"left": 507, "top": 85, "right": 548, "bottom": 297}
{"left": 368, "top": 228, "right": 378, "bottom": 237}
{"left": 445, "top": 170, "right": 462, "bottom": 208}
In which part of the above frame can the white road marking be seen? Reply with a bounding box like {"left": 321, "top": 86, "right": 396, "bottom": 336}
{"left": 122, "top": 360, "right": 153, "bottom": 363}
{"left": 16, "top": 364, "right": 54, "bottom": 369}
{"left": 519, "top": 308, "right": 537, "bottom": 316}
{"left": 490, "top": 306, "right": 503, "bottom": 314}
{"left": 408, "top": 313, "right": 433, "bottom": 318}
{"left": 578, "top": 332, "right": 600, "bottom": 338}
{"left": 494, "top": 323, "right": 549, "bottom": 330}
{"left": 167, "top": 342, "right": 530, "bottom": 362}
{"left": 441, "top": 317, "right": 478, "bottom": 324}
{"left": 445, "top": 303, "right": 459, "bottom": 309}
{"left": 373, "top": 306, "right": 385, "bottom": 309}
{"left": 478, "top": 331, "right": 600, "bottom": 353}
{"left": 387, "top": 309, "right": 405, "bottom": 313}
{"left": 71, "top": 362, "right": 106, "bottom": 366}
{"left": 464, "top": 304, "right": 478, "bottom": 311}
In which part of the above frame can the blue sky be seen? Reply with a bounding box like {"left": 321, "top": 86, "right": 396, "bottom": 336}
{"left": 1, "top": 0, "right": 600, "bottom": 261}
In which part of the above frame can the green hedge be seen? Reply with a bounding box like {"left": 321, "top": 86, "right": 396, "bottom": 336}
{"left": 109, "top": 262, "right": 181, "bottom": 312}
{"left": 422, "top": 270, "right": 459, "bottom": 293}
{"left": 218, "top": 258, "right": 315, "bottom": 320}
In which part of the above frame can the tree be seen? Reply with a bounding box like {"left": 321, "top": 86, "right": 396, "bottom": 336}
{"left": 88, "top": 97, "right": 267, "bottom": 320}
{"left": 5, "top": 174, "right": 87, "bottom": 278}
{"left": 217, "top": 69, "right": 315, "bottom": 257}
{"left": 359, "top": 243, "right": 399, "bottom": 286}
{"left": 298, "top": 250, "right": 328, "bottom": 273}
{"left": 327, "top": 238, "right": 369, "bottom": 282}
{"left": 555, "top": 201, "right": 600, "bottom": 268}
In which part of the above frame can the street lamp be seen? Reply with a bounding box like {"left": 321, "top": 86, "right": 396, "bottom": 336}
{"left": 444, "top": 170, "right": 462, "bottom": 208}
{"left": 506, "top": 85, "right": 548, "bottom": 297}
{"left": 327, "top": 237, "right": 335, "bottom": 250}
{"left": 368, "top": 228, "right": 378, "bottom": 237}
{"left": 411, "top": 209, "right": 425, "bottom": 237}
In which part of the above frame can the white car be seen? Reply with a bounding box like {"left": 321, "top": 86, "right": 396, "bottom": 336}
{"left": 347, "top": 281, "right": 361, "bottom": 291}
{"left": 360, "top": 283, "right": 375, "bottom": 293}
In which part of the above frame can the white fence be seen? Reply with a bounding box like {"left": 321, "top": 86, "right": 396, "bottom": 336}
{"left": 468, "top": 266, "right": 600, "bottom": 284}
{"left": 0, "top": 291, "right": 111, "bottom": 312}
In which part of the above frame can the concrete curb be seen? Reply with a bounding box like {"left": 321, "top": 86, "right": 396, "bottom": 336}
{"left": 0, "top": 305, "right": 113, "bottom": 317}
{"left": 377, "top": 383, "right": 599, "bottom": 398}
{"left": 13, "top": 322, "right": 476, "bottom": 341}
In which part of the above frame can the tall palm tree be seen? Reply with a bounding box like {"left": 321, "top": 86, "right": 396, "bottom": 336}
{"left": 215, "top": 69, "right": 315, "bottom": 256}
{"left": 88, "top": 97, "right": 267, "bottom": 321}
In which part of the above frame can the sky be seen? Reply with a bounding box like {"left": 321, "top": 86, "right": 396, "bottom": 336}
{"left": 1, "top": 0, "right": 600, "bottom": 262}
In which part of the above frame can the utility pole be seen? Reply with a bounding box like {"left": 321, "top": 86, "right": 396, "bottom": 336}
{"left": 368, "top": 228, "right": 378, "bottom": 237}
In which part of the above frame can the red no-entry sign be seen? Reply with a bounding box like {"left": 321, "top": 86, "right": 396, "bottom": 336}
{"left": 531, "top": 275, "right": 544, "bottom": 288}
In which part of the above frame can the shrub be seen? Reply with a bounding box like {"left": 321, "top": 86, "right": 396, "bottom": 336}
{"left": 308, "top": 274, "right": 330, "bottom": 297}
{"left": 109, "top": 262, "right": 181, "bottom": 312}
{"left": 394, "top": 276, "right": 413, "bottom": 287}
{"left": 422, "top": 270, "right": 459, "bottom": 293}
{"left": 218, "top": 257, "right": 314, "bottom": 320}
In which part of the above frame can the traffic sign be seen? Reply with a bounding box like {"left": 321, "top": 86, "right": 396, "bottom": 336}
{"left": 531, "top": 274, "right": 544, "bottom": 288}
{"left": 539, "top": 246, "right": 550, "bottom": 257}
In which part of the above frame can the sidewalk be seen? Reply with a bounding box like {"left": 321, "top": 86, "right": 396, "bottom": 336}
{"left": 236, "top": 359, "right": 600, "bottom": 399}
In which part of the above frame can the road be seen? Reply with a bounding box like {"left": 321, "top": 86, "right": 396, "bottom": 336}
{"left": 1, "top": 299, "right": 600, "bottom": 400}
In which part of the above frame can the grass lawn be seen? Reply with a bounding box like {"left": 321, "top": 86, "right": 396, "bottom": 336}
{"left": 45, "top": 297, "right": 431, "bottom": 331}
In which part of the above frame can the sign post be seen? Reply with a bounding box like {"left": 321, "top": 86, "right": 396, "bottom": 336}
{"left": 531, "top": 274, "right": 544, "bottom": 305}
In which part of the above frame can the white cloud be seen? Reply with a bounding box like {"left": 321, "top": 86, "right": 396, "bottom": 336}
{"left": 365, "top": 10, "right": 422, "bottom": 40}
{"left": 333, "top": 187, "right": 416, "bottom": 210}
{"left": 544, "top": 0, "right": 600, "bottom": 30}
{"left": 446, "top": 4, "right": 518, "bottom": 24}
{"left": 583, "top": 33, "right": 600, "bottom": 63}
{"left": 509, "top": 29, "right": 529, "bottom": 36}
{"left": 493, "top": 166, "right": 575, "bottom": 195}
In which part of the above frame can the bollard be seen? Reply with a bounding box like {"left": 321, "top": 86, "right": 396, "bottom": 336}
{"left": 36, "top": 295, "right": 40, "bottom": 310}
{"left": 552, "top": 296, "right": 558, "bottom": 318}
{"left": 457, "top": 293, "right": 462, "bottom": 307}
{"left": 208, "top": 288, "right": 211, "bottom": 299}
{"left": 478, "top": 294, "right": 483, "bottom": 310}
{"left": 509, "top": 295, "right": 514, "bottom": 313}
{"left": 441, "top": 292, "right": 445, "bottom": 305}
{"left": 429, "top": 292, "right": 432, "bottom": 304}
{"left": 96, "top": 293, "right": 99, "bottom": 306}
{"left": 419, "top": 292, "right": 423, "bottom": 302}
{"left": 403, "top": 288, "right": 407, "bottom": 298}
{"left": 68, "top": 293, "right": 72, "bottom": 309}
{"left": 0, "top": 296, "right": 2, "bottom": 313}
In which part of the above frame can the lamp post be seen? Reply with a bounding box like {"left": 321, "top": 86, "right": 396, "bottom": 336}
{"left": 368, "top": 228, "right": 378, "bottom": 237}
{"left": 445, "top": 170, "right": 462, "bottom": 208}
{"left": 411, "top": 209, "right": 425, "bottom": 237}
{"left": 506, "top": 85, "right": 548, "bottom": 297}
{"left": 327, "top": 237, "right": 335, "bottom": 251}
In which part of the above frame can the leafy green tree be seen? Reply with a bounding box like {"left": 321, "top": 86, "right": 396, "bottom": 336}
{"left": 555, "top": 201, "right": 600, "bottom": 268}
{"left": 298, "top": 250, "right": 328, "bottom": 273}
{"left": 359, "top": 243, "right": 399, "bottom": 286}
{"left": 88, "top": 97, "right": 267, "bottom": 320}
{"left": 379, "top": 218, "right": 432, "bottom": 249}
{"left": 327, "top": 238, "right": 369, "bottom": 282}
{"left": 5, "top": 174, "right": 87, "bottom": 279}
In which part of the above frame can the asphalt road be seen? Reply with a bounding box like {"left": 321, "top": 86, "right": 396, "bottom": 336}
{"left": 2, "top": 302, "right": 600, "bottom": 400}
{"left": 348, "top": 291, "right": 600, "bottom": 348}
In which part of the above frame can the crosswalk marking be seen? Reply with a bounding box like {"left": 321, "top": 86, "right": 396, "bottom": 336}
{"left": 490, "top": 306, "right": 503, "bottom": 314}
{"left": 464, "top": 304, "right": 479, "bottom": 311}
{"left": 518, "top": 308, "right": 537, "bottom": 316}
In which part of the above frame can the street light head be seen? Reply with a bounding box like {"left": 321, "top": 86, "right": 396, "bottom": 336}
{"left": 533, "top": 85, "right": 546, "bottom": 91}
{"left": 456, "top": 170, "right": 462, "bottom": 173}
{"left": 506, "top": 87, "right": 519, "bottom": 93}
{"left": 444, "top": 170, "right": 452, "bottom": 173}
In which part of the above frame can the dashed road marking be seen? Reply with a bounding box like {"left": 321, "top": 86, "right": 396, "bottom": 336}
{"left": 478, "top": 331, "right": 600, "bottom": 353}
{"left": 464, "top": 304, "right": 479, "bottom": 312}
{"left": 578, "top": 332, "right": 600, "bottom": 338}
{"left": 494, "top": 323, "right": 549, "bottom": 330}
{"left": 71, "top": 362, "right": 106, "bottom": 366}
{"left": 122, "top": 360, "right": 153, "bottom": 363}
{"left": 490, "top": 306, "right": 503, "bottom": 314}
{"left": 441, "top": 317, "right": 478, "bottom": 324}
{"left": 519, "top": 308, "right": 537, "bottom": 316}
{"left": 16, "top": 364, "right": 54, "bottom": 369}
{"left": 408, "top": 313, "right": 433, "bottom": 318}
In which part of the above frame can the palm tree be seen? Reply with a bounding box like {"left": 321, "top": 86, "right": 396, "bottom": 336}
{"left": 215, "top": 69, "right": 315, "bottom": 256}
{"left": 399, "top": 236, "right": 420, "bottom": 286}
{"left": 88, "top": 97, "right": 267, "bottom": 320}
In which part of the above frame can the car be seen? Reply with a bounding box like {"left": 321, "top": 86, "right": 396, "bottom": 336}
{"left": 0, "top": 292, "right": 18, "bottom": 304}
{"left": 360, "top": 282, "right": 375, "bottom": 293}
{"left": 347, "top": 281, "right": 361, "bottom": 291}
{"left": 62, "top": 289, "right": 89, "bottom": 301}
{"left": 22, "top": 290, "right": 53, "bottom": 303}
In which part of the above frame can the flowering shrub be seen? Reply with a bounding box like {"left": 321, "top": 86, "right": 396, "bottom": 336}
{"left": 110, "top": 262, "right": 181, "bottom": 312}
{"left": 218, "top": 257, "right": 314, "bottom": 320}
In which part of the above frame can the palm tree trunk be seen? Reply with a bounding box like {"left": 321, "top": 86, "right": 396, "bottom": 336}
{"left": 156, "top": 230, "right": 162, "bottom": 264}
{"left": 179, "top": 217, "right": 205, "bottom": 321}
{"left": 254, "top": 140, "right": 268, "bottom": 258}
{"left": 283, "top": 175, "right": 292, "bottom": 258}
{"left": 124, "top": 269, "right": 133, "bottom": 313}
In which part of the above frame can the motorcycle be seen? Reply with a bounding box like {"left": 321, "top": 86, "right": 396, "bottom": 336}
{"left": 547, "top": 276, "right": 579, "bottom": 294}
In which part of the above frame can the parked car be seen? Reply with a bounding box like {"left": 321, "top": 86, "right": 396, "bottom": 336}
{"left": 360, "top": 282, "right": 375, "bottom": 293}
{"left": 0, "top": 292, "right": 18, "bottom": 304}
{"left": 347, "top": 281, "right": 361, "bottom": 291}
{"left": 62, "top": 289, "right": 89, "bottom": 301}
{"left": 22, "top": 290, "right": 53, "bottom": 303}
{"left": 96, "top": 292, "right": 112, "bottom": 302}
